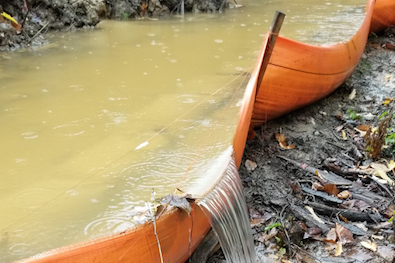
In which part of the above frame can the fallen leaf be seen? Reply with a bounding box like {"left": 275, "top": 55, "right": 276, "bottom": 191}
{"left": 335, "top": 242, "right": 343, "bottom": 256}
{"left": 312, "top": 181, "right": 324, "bottom": 191}
{"left": 386, "top": 160, "right": 395, "bottom": 170}
{"left": 1, "top": 12, "right": 18, "bottom": 25}
{"left": 335, "top": 223, "right": 354, "bottom": 244}
{"left": 291, "top": 183, "right": 301, "bottom": 194}
{"left": 383, "top": 97, "right": 394, "bottom": 105}
{"left": 335, "top": 125, "right": 343, "bottom": 132}
{"left": 275, "top": 133, "right": 295, "bottom": 149}
{"left": 323, "top": 184, "right": 338, "bottom": 196}
{"left": 384, "top": 43, "right": 395, "bottom": 50}
{"left": 371, "top": 174, "right": 389, "bottom": 185}
{"left": 362, "top": 162, "right": 395, "bottom": 186}
{"left": 357, "top": 124, "right": 371, "bottom": 131}
{"left": 250, "top": 219, "right": 261, "bottom": 227}
{"left": 279, "top": 141, "right": 295, "bottom": 149}
{"left": 354, "top": 127, "right": 367, "bottom": 137}
{"left": 325, "top": 228, "right": 337, "bottom": 243}
{"left": 341, "top": 130, "right": 347, "bottom": 140}
{"left": 375, "top": 169, "right": 394, "bottom": 186}
{"left": 337, "top": 190, "right": 352, "bottom": 199}
{"left": 275, "top": 133, "right": 286, "bottom": 143}
{"left": 349, "top": 89, "right": 356, "bottom": 100}
{"left": 265, "top": 227, "right": 278, "bottom": 241}
{"left": 305, "top": 206, "right": 325, "bottom": 224}
{"left": 339, "top": 214, "right": 349, "bottom": 223}
{"left": 360, "top": 240, "right": 377, "bottom": 252}
{"left": 245, "top": 159, "right": 257, "bottom": 171}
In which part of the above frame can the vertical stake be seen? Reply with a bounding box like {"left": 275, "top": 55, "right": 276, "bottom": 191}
{"left": 256, "top": 11, "right": 286, "bottom": 94}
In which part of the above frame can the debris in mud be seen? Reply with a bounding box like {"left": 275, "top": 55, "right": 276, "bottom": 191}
{"left": 208, "top": 27, "right": 395, "bottom": 263}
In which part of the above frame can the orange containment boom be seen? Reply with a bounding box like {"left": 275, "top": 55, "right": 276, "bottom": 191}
{"left": 18, "top": 204, "right": 210, "bottom": 263}
{"left": 370, "top": 0, "right": 395, "bottom": 32}
{"left": 251, "top": 0, "right": 376, "bottom": 126}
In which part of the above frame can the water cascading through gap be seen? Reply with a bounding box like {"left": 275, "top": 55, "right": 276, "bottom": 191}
{"left": 199, "top": 156, "right": 256, "bottom": 263}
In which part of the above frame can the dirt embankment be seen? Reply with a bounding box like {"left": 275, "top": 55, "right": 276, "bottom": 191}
{"left": 0, "top": 0, "right": 228, "bottom": 51}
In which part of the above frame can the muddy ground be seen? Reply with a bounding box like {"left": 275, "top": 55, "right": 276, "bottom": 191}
{"left": 206, "top": 28, "right": 395, "bottom": 262}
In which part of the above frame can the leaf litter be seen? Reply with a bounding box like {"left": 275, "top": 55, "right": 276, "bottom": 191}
{"left": 207, "top": 27, "right": 395, "bottom": 262}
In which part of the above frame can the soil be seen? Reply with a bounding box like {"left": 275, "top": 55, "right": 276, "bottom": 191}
{"left": 207, "top": 28, "right": 395, "bottom": 262}
{"left": 1, "top": 1, "right": 395, "bottom": 262}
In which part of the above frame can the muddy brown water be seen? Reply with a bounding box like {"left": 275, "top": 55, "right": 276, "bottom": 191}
{"left": 0, "top": 0, "right": 365, "bottom": 261}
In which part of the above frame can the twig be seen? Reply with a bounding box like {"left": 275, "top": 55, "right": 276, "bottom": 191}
{"left": 289, "top": 203, "right": 330, "bottom": 234}
{"left": 29, "top": 21, "right": 49, "bottom": 43}
{"left": 301, "top": 187, "right": 343, "bottom": 204}
{"left": 305, "top": 201, "right": 382, "bottom": 223}
{"left": 279, "top": 204, "right": 292, "bottom": 257}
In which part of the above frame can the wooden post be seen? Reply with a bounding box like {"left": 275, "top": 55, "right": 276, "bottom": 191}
{"left": 256, "top": 11, "right": 286, "bottom": 93}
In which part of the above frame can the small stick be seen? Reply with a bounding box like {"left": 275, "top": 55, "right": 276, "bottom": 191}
{"left": 279, "top": 204, "right": 292, "bottom": 257}
{"left": 29, "top": 21, "right": 49, "bottom": 43}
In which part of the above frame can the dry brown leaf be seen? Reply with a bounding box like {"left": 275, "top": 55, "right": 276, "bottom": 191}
{"left": 275, "top": 133, "right": 286, "bottom": 143}
{"left": 335, "top": 223, "right": 354, "bottom": 244}
{"left": 250, "top": 219, "right": 261, "bottom": 227}
{"left": 325, "top": 228, "right": 337, "bottom": 243}
{"left": 360, "top": 240, "right": 377, "bottom": 252}
{"left": 323, "top": 184, "right": 339, "bottom": 196}
{"left": 291, "top": 183, "right": 301, "bottom": 194}
{"left": 276, "top": 133, "right": 295, "bottom": 149}
{"left": 339, "top": 214, "right": 349, "bottom": 223}
{"left": 337, "top": 190, "right": 352, "bottom": 199}
{"left": 357, "top": 124, "right": 371, "bottom": 131}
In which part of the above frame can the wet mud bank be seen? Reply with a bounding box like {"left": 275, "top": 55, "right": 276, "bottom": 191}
{"left": 0, "top": 0, "right": 230, "bottom": 51}
{"left": 221, "top": 27, "right": 395, "bottom": 262}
